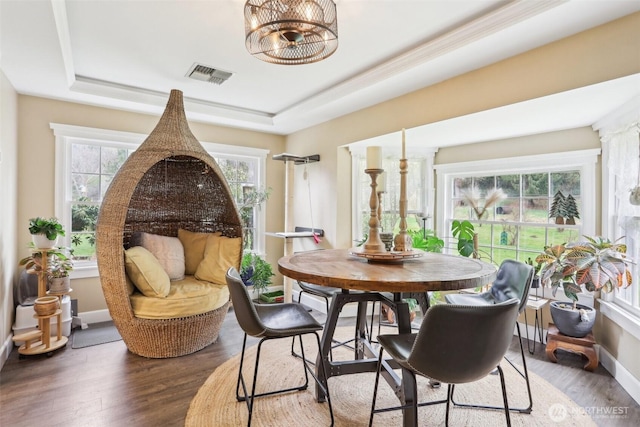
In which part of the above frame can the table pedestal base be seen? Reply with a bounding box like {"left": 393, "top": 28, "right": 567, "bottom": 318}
{"left": 316, "top": 290, "right": 430, "bottom": 427}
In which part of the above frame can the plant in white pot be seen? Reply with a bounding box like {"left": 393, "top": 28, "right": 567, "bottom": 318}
{"left": 535, "top": 236, "right": 632, "bottom": 337}
{"left": 47, "top": 248, "right": 74, "bottom": 293}
{"left": 28, "top": 217, "right": 65, "bottom": 248}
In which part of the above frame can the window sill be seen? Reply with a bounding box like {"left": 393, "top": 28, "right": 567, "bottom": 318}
{"left": 598, "top": 299, "right": 640, "bottom": 342}
{"left": 70, "top": 264, "right": 99, "bottom": 279}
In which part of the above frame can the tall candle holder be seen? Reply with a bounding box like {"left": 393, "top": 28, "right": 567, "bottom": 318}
{"left": 393, "top": 157, "right": 413, "bottom": 251}
{"left": 362, "top": 168, "right": 386, "bottom": 253}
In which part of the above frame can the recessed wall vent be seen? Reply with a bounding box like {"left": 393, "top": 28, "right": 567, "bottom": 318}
{"left": 186, "top": 63, "right": 233, "bottom": 85}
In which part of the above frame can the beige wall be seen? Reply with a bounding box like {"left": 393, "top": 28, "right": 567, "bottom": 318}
{"left": 0, "top": 70, "right": 18, "bottom": 365}
{"left": 285, "top": 13, "right": 640, "bottom": 392}
{"left": 287, "top": 12, "right": 640, "bottom": 249}
{"left": 17, "top": 95, "right": 286, "bottom": 313}
{"left": 596, "top": 310, "right": 640, "bottom": 380}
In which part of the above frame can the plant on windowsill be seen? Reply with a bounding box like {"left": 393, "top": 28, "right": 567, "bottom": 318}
{"left": 28, "top": 217, "right": 66, "bottom": 249}
{"left": 535, "top": 236, "right": 632, "bottom": 337}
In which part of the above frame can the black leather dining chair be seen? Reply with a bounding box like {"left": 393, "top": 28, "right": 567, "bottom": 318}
{"left": 369, "top": 298, "right": 520, "bottom": 427}
{"left": 444, "top": 259, "right": 535, "bottom": 413}
{"left": 226, "top": 268, "right": 334, "bottom": 427}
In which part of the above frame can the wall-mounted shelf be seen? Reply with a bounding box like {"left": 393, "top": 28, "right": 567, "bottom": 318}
{"left": 266, "top": 227, "right": 325, "bottom": 239}
{"left": 272, "top": 153, "right": 320, "bottom": 164}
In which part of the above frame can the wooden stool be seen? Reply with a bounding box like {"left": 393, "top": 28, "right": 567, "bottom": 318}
{"left": 546, "top": 324, "right": 598, "bottom": 371}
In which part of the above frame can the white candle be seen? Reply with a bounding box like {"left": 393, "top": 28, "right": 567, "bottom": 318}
{"left": 402, "top": 128, "right": 406, "bottom": 159}
{"left": 377, "top": 171, "right": 386, "bottom": 193}
{"left": 366, "top": 146, "right": 382, "bottom": 169}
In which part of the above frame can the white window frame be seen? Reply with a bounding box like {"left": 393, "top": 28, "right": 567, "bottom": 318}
{"left": 599, "top": 113, "right": 640, "bottom": 326}
{"left": 435, "top": 149, "right": 600, "bottom": 254}
{"left": 349, "top": 146, "right": 437, "bottom": 243}
{"left": 51, "top": 123, "right": 268, "bottom": 279}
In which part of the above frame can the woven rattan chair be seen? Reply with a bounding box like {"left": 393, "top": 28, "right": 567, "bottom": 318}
{"left": 96, "top": 90, "right": 242, "bottom": 358}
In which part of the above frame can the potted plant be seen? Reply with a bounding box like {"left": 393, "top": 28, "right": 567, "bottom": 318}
{"left": 19, "top": 246, "right": 74, "bottom": 293}
{"left": 535, "top": 236, "right": 632, "bottom": 337}
{"left": 525, "top": 257, "right": 542, "bottom": 289}
{"left": 47, "top": 248, "right": 74, "bottom": 293}
{"left": 240, "top": 252, "right": 275, "bottom": 299}
{"left": 28, "top": 217, "right": 66, "bottom": 248}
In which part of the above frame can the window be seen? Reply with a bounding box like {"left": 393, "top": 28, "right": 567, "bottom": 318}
{"left": 52, "top": 124, "right": 268, "bottom": 278}
{"left": 350, "top": 146, "right": 437, "bottom": 243}
{"left": 448, "top": 171, "right": 583, "bottom": 264}
{"left": 600, "top": 118, "right": 640, "bottom": 319}
{"left": 435, "top": 149, "right": 599, "bottom": 265}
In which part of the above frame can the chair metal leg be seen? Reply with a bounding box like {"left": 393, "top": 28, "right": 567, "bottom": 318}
{"left": 449, "top": 323, "right": 533, "bottom": 414}
{"left": 236, "top": 334, "right": 250, "bottom": 402}
{"left": 237, "top": 333, "right": 321, "bottom": 426}
{"left": 497, "top": 365, "right": 512, "bottom": 427}
{"left": 446, "top": 384, "right": 453, "bottom": 427}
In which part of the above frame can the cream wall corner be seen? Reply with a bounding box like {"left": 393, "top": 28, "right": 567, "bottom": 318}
{"left": 0, "top": 70, "right": 18, "bottom": 368}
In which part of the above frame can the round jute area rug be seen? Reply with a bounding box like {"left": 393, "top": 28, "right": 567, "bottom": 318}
{"left": 186, "top": 327, "right": 595, "bottom": 426}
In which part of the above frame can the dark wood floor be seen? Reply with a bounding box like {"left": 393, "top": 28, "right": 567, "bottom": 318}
{"left": 1, "top": 309, "right": 638, "bottom": 427}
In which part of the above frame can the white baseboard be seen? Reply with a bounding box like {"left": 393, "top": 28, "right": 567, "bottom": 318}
{"left": 0, "top": 334, "right": 13, "bottom": 370}
{"left": 599, "top": 345, "right": 640, "bottom": 405}
{"left": 77, "top": 309, "right": 112, "bottom": 325}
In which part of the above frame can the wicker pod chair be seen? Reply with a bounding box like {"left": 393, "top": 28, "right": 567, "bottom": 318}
{"left": 96, "top": 89, "right": 242, "bottom": 358}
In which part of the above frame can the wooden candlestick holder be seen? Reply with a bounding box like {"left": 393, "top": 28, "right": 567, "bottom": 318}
{"left": 362, "top": 168, "right": 386, "bottom": 253}
{"left": 393, "top": 158, "right": 413, "bottom": 252}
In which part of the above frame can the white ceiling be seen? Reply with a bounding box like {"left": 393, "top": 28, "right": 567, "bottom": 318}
{"left": 1, "top": 0, "right": 639, "bottom": 145}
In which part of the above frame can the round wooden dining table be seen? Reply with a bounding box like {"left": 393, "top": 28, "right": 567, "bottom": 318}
{"left": 279, "top": 248, "right": 497, "bottom": 293}
{"left": 278, "top": 248, "right": 497, "bottom": 427}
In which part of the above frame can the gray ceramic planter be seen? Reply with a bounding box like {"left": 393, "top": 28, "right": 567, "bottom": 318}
{"left": 550, "top": 301, "right": 596, "bottom": 338}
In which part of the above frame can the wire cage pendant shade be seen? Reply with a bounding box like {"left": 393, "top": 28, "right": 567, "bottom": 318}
{"left": 244, "top": 0, "right": 338, "bottom": 65}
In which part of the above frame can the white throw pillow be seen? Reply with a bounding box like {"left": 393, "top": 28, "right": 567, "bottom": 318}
{"left": 130, "top": 231, "right": 185, "bottom": 281}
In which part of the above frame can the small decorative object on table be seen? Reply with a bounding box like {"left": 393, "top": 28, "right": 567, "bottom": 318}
{"left": 361, "top": 146, "right": 386, "bottom": 253}
{"left": 393, "top": 129, "right": 413, "bottom": 252}
{"left": 352, "top": 133, "right": 424, "bottom": 263}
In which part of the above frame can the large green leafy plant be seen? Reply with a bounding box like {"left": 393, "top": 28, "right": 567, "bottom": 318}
{"left": 535, "top": 236, "right": 632, "bottom": 309}
{"left": 240, "top": 252, "right": 275, "bottom": 295}
{"left": 28, "top": 217, "right": 65, "bottom": 240}
{"left": 451, "top": 220, "right": 476, "bottom": 257}
{"left": 409, "top": 229, "right": 444, "bottom": 253}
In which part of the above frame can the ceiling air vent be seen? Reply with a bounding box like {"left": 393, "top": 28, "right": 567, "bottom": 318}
{"left": 186, "top": 63, "right": 233, "bottom": 85}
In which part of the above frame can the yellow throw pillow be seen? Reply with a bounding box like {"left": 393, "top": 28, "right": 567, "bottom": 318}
{"left": 130, "top": 231, "right": 185, "bottom": 281}
{"left": 178, "top": 229, "right": 221, "bottom": 275}
{"left": 124, "top": 246, "right": 170, "bottom": 297}
{"left": 195, "top": 234, "right": 242, "bottom": 286}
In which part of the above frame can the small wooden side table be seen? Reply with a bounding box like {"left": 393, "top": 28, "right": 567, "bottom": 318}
{"left": 546, "top": 324, "right": 598, "bottom": 371}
